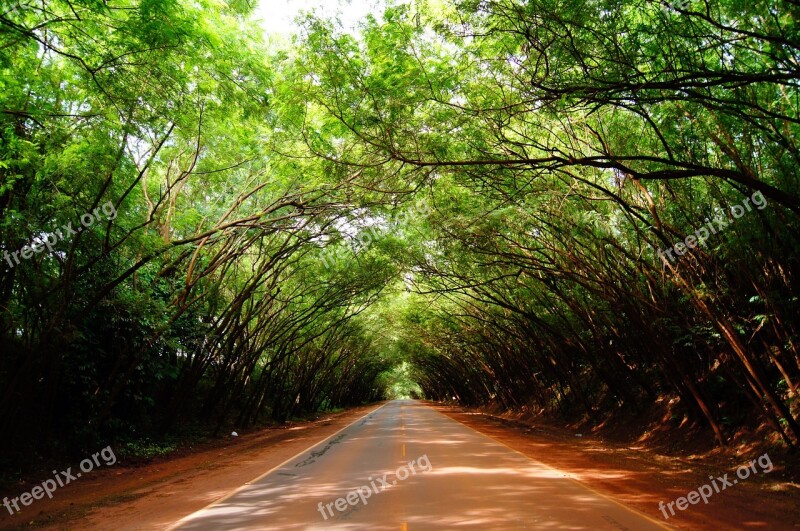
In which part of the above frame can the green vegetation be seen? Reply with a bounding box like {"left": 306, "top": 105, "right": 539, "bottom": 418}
{"left": 1, "top": 0, "right": 798, "bottom": 472}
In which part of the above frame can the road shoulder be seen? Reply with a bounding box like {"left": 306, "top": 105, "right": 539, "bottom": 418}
{"left": 429, "top": 402, "right": 799, "bottom": 530}
{"left": 0, "top": 404, "right": 384, "bottom": 530}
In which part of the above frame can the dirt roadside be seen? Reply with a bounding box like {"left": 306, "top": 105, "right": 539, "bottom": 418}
{"left": 2, "top": 400, "right": 797, "bottom": 530}
{"left": 430, "top": 403, "right": 800, "bottom": 530}
{"left": 0, "top": 404, "right": 384, "bottom": 530}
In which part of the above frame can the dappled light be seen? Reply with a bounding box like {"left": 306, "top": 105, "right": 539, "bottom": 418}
{"left": 0, "top": 0, "right": 797, "bottom": 527}
{"left": 173, "top": 401, "right": 663, "bottom": 530}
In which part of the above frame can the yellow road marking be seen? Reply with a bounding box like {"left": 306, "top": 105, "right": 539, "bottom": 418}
{"left": 400, "top": 522, "right": 408, "bottom": 531}
{"left": 402, "top": 443, "right": 406, "bottom": 457}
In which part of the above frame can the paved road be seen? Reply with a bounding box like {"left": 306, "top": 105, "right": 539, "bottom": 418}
{"left": 169, "top": 400, "right": 667, "bottom": 530}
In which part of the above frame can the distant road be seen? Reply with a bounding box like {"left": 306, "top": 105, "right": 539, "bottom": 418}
{"left": 169, "top": 400, "right": 666, "bottom": 530}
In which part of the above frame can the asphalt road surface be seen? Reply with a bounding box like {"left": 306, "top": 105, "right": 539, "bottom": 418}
{"left": 169, "top": 400, "right": 667, "bottom": 530}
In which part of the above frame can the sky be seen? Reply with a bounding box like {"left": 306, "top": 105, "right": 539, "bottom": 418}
{"left": 254, "top": 0, "right": 380, "bottom": 35}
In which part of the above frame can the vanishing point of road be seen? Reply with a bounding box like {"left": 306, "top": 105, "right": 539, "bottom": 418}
{"left": 169, "top": 400, "right": 667, "bottom": 530}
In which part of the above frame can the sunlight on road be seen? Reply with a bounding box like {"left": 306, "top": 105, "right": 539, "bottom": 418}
{"left": 170, "top": 401, "right": 666, "bottom": 530}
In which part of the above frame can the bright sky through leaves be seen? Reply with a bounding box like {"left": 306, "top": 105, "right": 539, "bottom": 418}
{"left": 255, "top": 0, "right": 379, "bottom": 34}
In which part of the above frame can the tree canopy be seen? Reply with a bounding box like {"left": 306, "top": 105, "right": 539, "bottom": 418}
{"left": 1, "top": 0, "right": 798, "bottom": 468}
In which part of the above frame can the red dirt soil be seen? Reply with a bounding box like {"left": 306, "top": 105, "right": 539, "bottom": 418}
{"left": 431, "top": 403, "right": 800, "bottom": 530}
{"left": 0, "top": 405, "right": 381, "bottom": 530}
{"left": 1, "top": 401, "right": 798, "bottom": 530}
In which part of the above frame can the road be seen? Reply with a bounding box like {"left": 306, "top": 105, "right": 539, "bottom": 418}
{"left": 168, "top": 400, "right": 667, "bottom": 530}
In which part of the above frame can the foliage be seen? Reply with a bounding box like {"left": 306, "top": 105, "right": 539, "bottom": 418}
{"left": 1, "top": 0, "right": 799, "bottom": 473}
